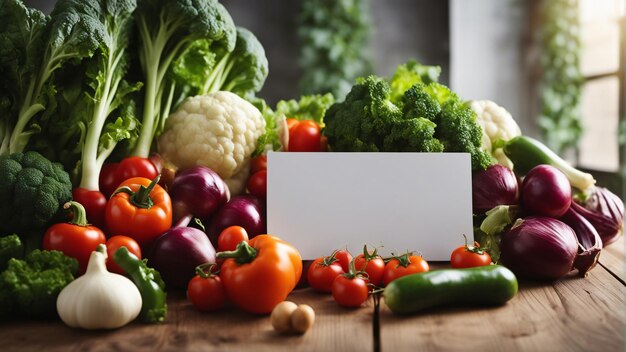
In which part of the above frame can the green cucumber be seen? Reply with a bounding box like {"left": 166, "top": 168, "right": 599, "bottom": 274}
{"left": 383, "top": 265, "right": 518, "bottom": 315}
{"left": 503, "top": 135, "right": 595, "bottom": 192}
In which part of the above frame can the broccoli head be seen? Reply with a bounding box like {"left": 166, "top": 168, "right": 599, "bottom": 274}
{"left": 0, "top": 234, "right": 23, "bottom": 271}
{"left": 389, "top": 60, "right": 442, "bottom": 104}
{"left": 0, "top": 248, "right": 78, "bottom": 318}
{"left": 0, "top": 151, "right": 73, "bottom": 234}
{"left": 402, "top": 83, "right": 441, "bottom": 122}
{"left": 324, "top": 76, "right": 443, "bottom": 153}
{"left": 437, "top": 99, "right": 494, "bottom": 171}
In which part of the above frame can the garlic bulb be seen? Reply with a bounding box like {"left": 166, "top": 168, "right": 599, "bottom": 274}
{"left": 56, "top": 245, "right": 142, "bottom": 329}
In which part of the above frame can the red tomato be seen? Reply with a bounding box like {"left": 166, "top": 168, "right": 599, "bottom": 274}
{"left": 250, "top": 155, "right": 267, "bottom": 174}
{"left": 334, "top": 249, "right": 352, "bottom": 273}
{"left": 383, "top": 254, "right": 430, "bottom": 286}
{"left": 451, "top": 242, "right": 492, "bottom": 268}
{"left": 246, "top": 170, "right": 267, "bottom": 199}
{"left": 187, "top": 265, "right": 227, "bottom": 312}
{"left": 289, "top": 120, "right": 322, "bottom": 152}
{"left": 42, "top": 202, "right": 106, "bottom": 274}
{"left": 286, "top": 118, "right": 300, "bottom": 132}
{"left": 71, "top": 188, "right": 107, "bottom": 230}
{"left": 99, "top": 163, "right": 120, "bottom": 199}
{"left": 217, "top": 226, "right": 249, "bottom": 252}
{"left": 115, "top": 157, "right": 159, "bottom": 186}
{"left": 307, "top": 257, "right": 344, "bottom": 293}
{"left": 354, "top": 247, "right": 385, "bottom": 287}
{"left": 331, "top": 275, "right": 369, "bottom": 308}
{"left": 106, "top": 236, "right": 142, "bottom": 274}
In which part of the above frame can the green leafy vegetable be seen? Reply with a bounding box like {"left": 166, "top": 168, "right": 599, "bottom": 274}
{"left": 0, "top": 234, "right": 23, "bottom": 271}
{"left": 390, "top": 60, "right": 442, "bottom": 104}
{"left": 0, "top": 151, "right": 72, "bottom": 235}
{"left": 132, "top": 0, "right": 238, "bottom": 157}
{"left": 0, "top": 246, "right": 78, "bottom": 318}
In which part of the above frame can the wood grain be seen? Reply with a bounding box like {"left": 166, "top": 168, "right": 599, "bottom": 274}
{"left": 598, "top": 235, "right": 625, "bottom": 283}
{"left": 0, "top": 288, "right": 375, "bottom": 352}
{"left": 378, "top": 267, "right": 625, "bottom": 352}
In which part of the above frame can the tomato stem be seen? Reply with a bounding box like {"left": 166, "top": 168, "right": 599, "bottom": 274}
{"left": 216, "top": 241, "right": 258, "bottom": 265}
{"left": 195, "top": 263, "right": 218, "bottom": 278}
{"left": 64, "top": 201, "right": 90, "bottom": 227}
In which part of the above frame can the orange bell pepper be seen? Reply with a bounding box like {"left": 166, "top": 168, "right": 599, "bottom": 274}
{"left": 217, "top": 235, "right": 302, "bottom": 314}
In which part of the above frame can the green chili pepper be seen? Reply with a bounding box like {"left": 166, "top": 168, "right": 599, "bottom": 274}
{"left": 113, "top": 246, "right": 167, "bottom": 323}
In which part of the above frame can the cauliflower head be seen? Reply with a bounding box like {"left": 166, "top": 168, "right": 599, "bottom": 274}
{"left": 470, "top": 100, "right": 521, "bottom": 169}
{"left": 158, "top": 92, "right": 265, "bottom": 193}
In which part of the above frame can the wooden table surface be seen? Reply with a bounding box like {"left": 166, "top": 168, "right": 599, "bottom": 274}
{"left": 1, "top": 237, "right": 624, "bottom": 352}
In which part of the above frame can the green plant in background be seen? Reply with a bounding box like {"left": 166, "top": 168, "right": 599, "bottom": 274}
{"left": 539, "top": 0, "right": 584, "bottom": 155}
{"left": 298, "top": 0, "right": 373, "bottom": 100}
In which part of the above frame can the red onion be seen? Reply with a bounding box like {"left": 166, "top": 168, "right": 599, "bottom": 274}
{"left": 577, "top": 187, "right": 624, "bottom": 246}
{"left": 207, "top": 195, "right": 266, "bottom": 247}
{"left": 520, "top": 165, "right": 571, "bottom": 218}
{"left": 560, "top": 203, "right": 602, "bottom": 277}
{"left": 169, "top": 166, "right": 229, "bottom": 223}
{"left": 500, "top": 217, "right": 577, "bottom": 280}
{"left": 148, "top": 217, "right": 216, "bottom": 289}
{"left": 472, "top": 164, "right": 519, "bottom": 214}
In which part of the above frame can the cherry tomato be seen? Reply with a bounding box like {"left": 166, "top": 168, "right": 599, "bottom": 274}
{"left": 332, "top": 275, "right": 369, "bottom": 308}
{"left": 334, "top": 249, "right": 352, "bottom": 273}
{"left": 187, "top": 265, "right": 227, "bottom": 312}
{"left": 42, "top": 201, "right": 106, "bottom": 274}
{"left": 250, "top": 155, "right": 267, "bottom": 174}
{"left": 99, "top": 162, "right": 120, "bottom": 199}
{"left": 289, "top": 120, "right": 322, "bottom": 152}
{"left": 217, "top": 226, "right": 249, "bottom": 252}
{"left": 354, "top": 246, "right": 385, "bottom": 287}
{"left": 246, "top": 170, "right": 267, "bottom": 199}
{"left": 115, "top": 157, "right": 159, "bottom": 186}
{"left": 383, "top": 254, "right": 430, "bottom": 286}
{"left": 106, "top": 236, "right": 142, "bottom": 275}
{"left": 451, "top": 241, "right": 492, "bottom": 268}
{"left": 72, "top": 188, "right": 107, "bottom": 230}
{"left": 307, "top": 257, "right": 344, "bottom": 293}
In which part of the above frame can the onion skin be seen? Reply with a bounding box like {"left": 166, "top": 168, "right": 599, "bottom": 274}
{"left": 520, "top": 165, "right": 572, "bottom": 218}
{"left": 472, "top": 164, "right": 519, "bottom": 214}
{"left": 500, "top": 217, "right": 578, "bottom": 280}
{"left": 207, "top": 195, "right": 266, "bottom": 247}
{"left": 169, "top": 166, "right": 229, "bottom": 223}
{"left": 148, "top": 226, "right": 216, "bottom": 289}
{"left": 560, "top": 203, "right": 602, "bottom": 277}
{"left": 578, "top": 187, "right": 624, "bottom": 246}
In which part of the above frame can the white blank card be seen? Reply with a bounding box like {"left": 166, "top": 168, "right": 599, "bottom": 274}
{"left": 267, "top": 153, "right": 473, "bottom": 261}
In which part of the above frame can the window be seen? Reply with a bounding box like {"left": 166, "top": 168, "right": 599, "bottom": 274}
{"left": 577, "top": 0, "right": 625, "bottom": 173}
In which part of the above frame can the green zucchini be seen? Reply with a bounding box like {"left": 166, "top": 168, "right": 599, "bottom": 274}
{"left": 383, "top": 265, "right": 518, "bottom": 315}
{"left": 503, "top": 135, "right": 595, "bottom": 192}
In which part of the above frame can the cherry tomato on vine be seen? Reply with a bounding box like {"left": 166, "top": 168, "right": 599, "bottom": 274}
{"left": 247, "top": 170, "right": 267, "bottom": 198}
{"left": 105, "top": 236, "right": 142, "bottom": 275}
{"left": 289, "top": 120, "right": 322, "bottom": 152}
{"left": 307, "top": 256, "right": 344, "bottom": 293}
{"left": 250, "top": 155, "right": 267, "bottom": 174}
{"left": 331, "top": 261, "right": 369, "bottom": 308}
{"left": 187, "top": 264, "right": 227, "bottom": 312}
{"left": 334, "top": 249, "right": 352, "bottom": 273}
{"left": 217, "top": 226, "right": 249, "bottom": 252}
{"left": 354, "top": 246, "right": 385, "bottom": 287}
{"left": 382, "top": 254, "right": 430, "bottom": 286}
{"left": 450, "top": 236, "right": 492, "bottom": 268}
{"left": 115, "top": 157, "right": 159, "bottom": 185}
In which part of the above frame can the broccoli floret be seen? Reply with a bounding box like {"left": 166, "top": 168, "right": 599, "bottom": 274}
{"left": 402, "top": 84, "right": 441, "bottom": 121}
{"left": 324, "top": 76, "right": 443, "bottom": 153}
{"left": 436, "top": 99, "right": 494, "bottom": 171}
{"left": 0, "top": 249, "right": 78, "bottom": 318}
{"left": 0, "top": 235, "right": 23, "bottom": 271}
{"left": 0, "top": 151, "right": 72, "bottom": 234}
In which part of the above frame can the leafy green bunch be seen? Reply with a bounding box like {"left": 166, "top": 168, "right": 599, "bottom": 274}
{"left": 323, "top": 60, "right": 493, "bottom": 171}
